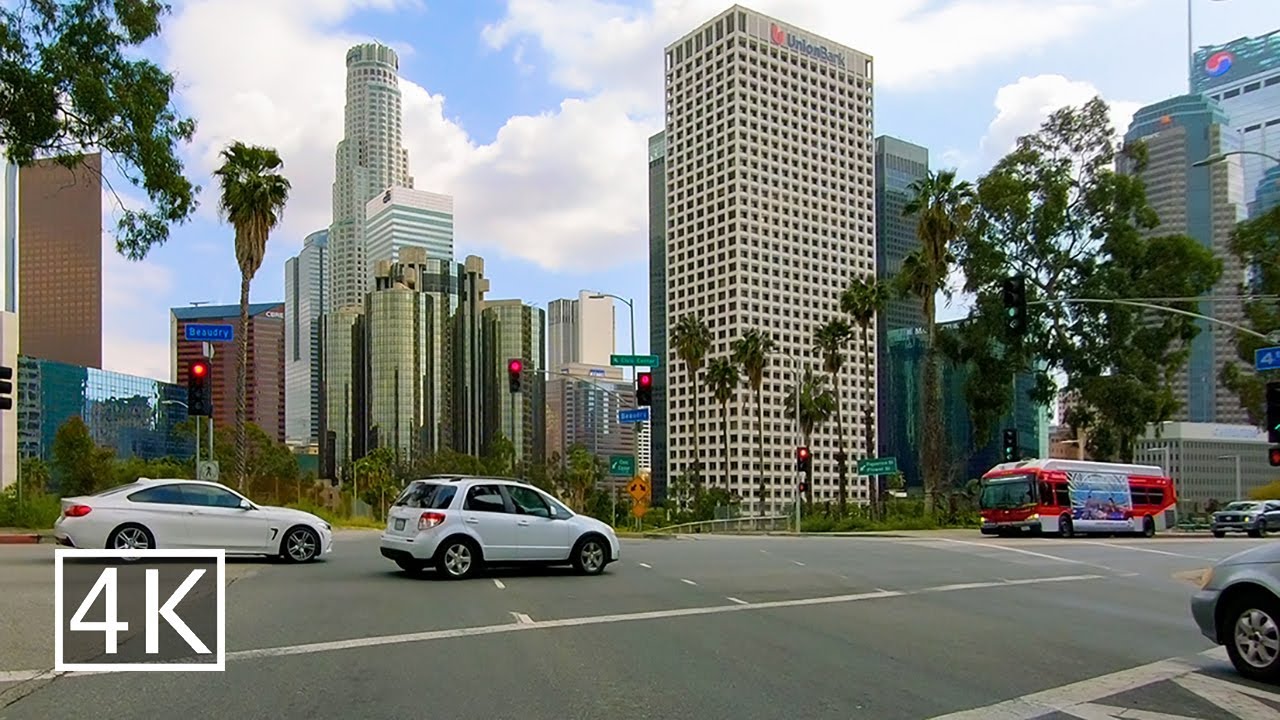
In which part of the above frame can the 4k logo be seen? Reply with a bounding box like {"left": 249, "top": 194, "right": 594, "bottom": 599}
{"left": 54, "top": 549, "right": 225, "bottom": 671}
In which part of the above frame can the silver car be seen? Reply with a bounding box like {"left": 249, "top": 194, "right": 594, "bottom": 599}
{"left": 1190, "top": 543, "right": 1280, "bottom": 683}
{"left": 1211, "top": 500, "right": 1280, "bottom": 538}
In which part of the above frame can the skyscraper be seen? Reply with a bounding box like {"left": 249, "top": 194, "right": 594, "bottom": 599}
{"left": 325, "top": 42, "right": 414, "bottom": 477}
{"left": 365, "top": 187, "right": 454, "bottom": 270}
{"left": 1192, "top": 30, "right": 1280, "bottom": 218}
{"left": 547, "top": 291, "right": 615, "bottom": 371}
{"left": 547, "top": 299, "right": 577, "bottom": 372}
{"left": 18, "top": 152, "right": 102, "bottom": 369}
{"left": 444, "top": 256, "right": 490, "bottom": 456}
{"left": 1123, "top": 95, "right": 1248, "bottom": 425}
{"left": 663, "top": 7, "right": 875, "bottom": 513}
{"left": 285, "top": 229, "right": 328, "bottom": 446}
{"left": 647, "top": 131, "right": 668, "bottom": 501}
{"left": 874, "top": 136, "right": 928, "bottom": 458}
{"left": 482, "top": 299, "right": 546, "bottom": 465}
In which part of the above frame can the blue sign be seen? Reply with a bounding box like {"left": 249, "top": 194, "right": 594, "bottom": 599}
{"left": 589, "top": 368, "right": 605, "bottom": 378}
{"left": 184, "top": 324, "right": 234, "bottom": 343}
{"left": 618, "top": 408, "right": 650, "bottom": 424}
{"left": 1256, "top": 346, "right": 1280, "bottom": 372}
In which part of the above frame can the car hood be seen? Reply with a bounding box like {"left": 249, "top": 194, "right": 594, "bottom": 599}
{"left": 257, "top": 505, "right": 327, "bottom": 526}
{"left": 1217, "top": 543, "right": 1280, "bottom": 567}
{"left": 1213, "top": 508, "right": 1260, "bottom": 517}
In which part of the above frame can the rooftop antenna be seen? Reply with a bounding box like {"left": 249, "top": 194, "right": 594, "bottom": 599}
{"left": 189, "top": 301, "right": 212, "bottom": 307}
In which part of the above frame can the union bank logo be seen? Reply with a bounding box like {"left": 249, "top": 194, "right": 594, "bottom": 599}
{"left": 769, "top": 23, "right": 845, "bottom": 68}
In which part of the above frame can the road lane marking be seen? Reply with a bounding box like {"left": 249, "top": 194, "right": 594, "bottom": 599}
{"left": 1075, "top": 540, "right": 1211, "bottom": 560}
{"left": 492, "top": 579, "right": 506, "bottom": 589}
{"left": 1172, "top": 671, "right": 1280, "bottom": 719}
{"left": 0, "top": 671, "right": 43, "bottom": 683}
{"left": 760, "top": 549, "right": 770, "bottom": 554}
{"left": 509, "top": 612, "right": 535, "bottom": 625}
{"left": 638, "top": 562, "right": 652, "bottom": 568}
{"left": 1, "top": 571, "right": 1111, "bottom": 674}
{"left": 680, "top": 578, "right": 698, "bottom": 586}
{"left": 937, "top": 538, "right": 1115, "bottom": 570}
{"left": 792, "top": 560, "right": 806, "bottom": 566}
{"left": 726, "top": 597, "right": 749, "bottom": 605}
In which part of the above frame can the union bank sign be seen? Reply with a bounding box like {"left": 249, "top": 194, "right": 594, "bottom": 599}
{"left": 769, "top": 23, "right": 845, "bottom": 67}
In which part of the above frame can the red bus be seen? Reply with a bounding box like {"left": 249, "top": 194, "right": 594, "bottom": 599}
{"left": 979, "top": 458, "right": 1177, "bottom": 537}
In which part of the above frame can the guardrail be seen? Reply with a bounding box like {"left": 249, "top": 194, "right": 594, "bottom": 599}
{"left": 646, "top": 515, "right": 793, "bottom": 535}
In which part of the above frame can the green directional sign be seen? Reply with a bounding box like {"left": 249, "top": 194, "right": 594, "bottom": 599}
{"left": 610, "top": 354, "right": 660, "bottom": 368}
{"left": 608, "top": 455, "right": 636, "bottom": 477}
{"left": 857, "top": 456, "right": 898, "bottom": 476}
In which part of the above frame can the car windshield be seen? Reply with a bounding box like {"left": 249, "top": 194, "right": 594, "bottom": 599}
{"left": 979, "top": 477, "right": 1034, "bottom": 509}
{"left": 1223, "top": 501, "right": 1261, "bottom": 511}
{"left": 393, "top": 482, "right": 457, "bottom": 509}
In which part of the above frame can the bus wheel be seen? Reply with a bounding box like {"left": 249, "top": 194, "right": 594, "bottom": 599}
{"left": 1142, "top": 515, "right": 1156, "bottom": 538}
{"left": 1059, "top": 515, "right": 1074, "bottom": 538}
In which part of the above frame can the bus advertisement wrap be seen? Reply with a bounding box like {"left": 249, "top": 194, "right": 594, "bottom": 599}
{"left": 1068, "top": 471, "right": 1135, "bottom": 532}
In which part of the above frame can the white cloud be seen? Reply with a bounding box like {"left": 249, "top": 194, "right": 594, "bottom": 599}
{"left": 100, "top": 191, "right": 175, "bottom": 382}
{"left": 978, "top": 75, "right": 1145, "bottom": 167}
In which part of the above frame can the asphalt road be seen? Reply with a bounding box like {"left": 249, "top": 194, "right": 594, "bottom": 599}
{"left": 2, "top": 531, "right": 1279, "bottom": 719}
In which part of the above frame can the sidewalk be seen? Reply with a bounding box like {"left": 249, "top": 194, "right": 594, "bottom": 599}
{"left": 0, "top": 527, "right": 51, "bottom": 544}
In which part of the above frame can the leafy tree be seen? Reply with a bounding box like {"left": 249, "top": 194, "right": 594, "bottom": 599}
{"left": 954, "top": 97, "right": 1221, "bottom": 462}
{"left": 814, "top": 319, "right": 853, "bottom": 513}
{"left": 671, "top": 314, "right": 712, "bottom": 485}
{"left": 214, "top": 141, "right": 292, "bottom": 491}
{"left": 705, "top": 356, "right": 740, "bottom": 490}
{"left": 1248, "top": 482, "right": 1280, "bottom": 501}
{"left": 354, "top": 447, "right": 399, "bottom": 518}
{"left": 207, "top": 422, "right": 299, "bottom": 494}
{"left": 483, "top": 433, "right": 516, "bottom": 477}
{"left": 561, "top": 445, "right": 600, "bottom": 512}
{"left": 50, "top": 416, "right": 114, "bottom": 496}
{"left": 114, "top": 456, "right": 188, "bottom": 484}
{"left": 901, "top": 169, "right": 975, "bottom": 513}
{"left": 0, "top": 0, "right": 198, "bottom": 259}
{"left": 1220, "top": 206, "right": 1280, "bottom": 424}
{"left": 785, "top": 368, "right": 834, "bottom": 505}
{"left": 18, "top": 456, "right": 51, "bottom": 496}
{"left": 732, "top": 329, "right": 776, "bottom": 516}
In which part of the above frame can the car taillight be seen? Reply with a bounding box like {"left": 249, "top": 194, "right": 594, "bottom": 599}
{"left": 418, "top": 512, "right": 446, "bottom": 530}
{"left": 64, "top": 505, "right": 92, "bottom": 518}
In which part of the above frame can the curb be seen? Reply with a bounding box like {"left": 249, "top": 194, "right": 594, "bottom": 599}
{"left": 0, "top": 533, "right": 42, "bottom": 544}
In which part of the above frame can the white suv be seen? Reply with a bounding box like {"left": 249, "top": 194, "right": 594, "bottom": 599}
{"left": 379, "top": 476, "right": 621, "bottom": 579}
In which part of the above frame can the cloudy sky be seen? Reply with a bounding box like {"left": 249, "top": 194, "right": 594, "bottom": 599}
{"left": 96, "top": 0, "right": 1276, "bottom": 381}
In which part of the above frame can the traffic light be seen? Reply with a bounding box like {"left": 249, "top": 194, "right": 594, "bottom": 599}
{"left": 636, "top": 372, "right": 653, "bottom": 406}
{"left": 1002, "top": 428, "right": 1019, "bottom": 462}
{"left": 508, "top": 358, "right": 523, "bottom": 393}
{"left": 1270, "top": 447, "right": 1280, "bottom": 467}
{"left": 798, "top": 480, "right": 808, "bottom": 494}
{"left": 0, "top": 365, "right": 11, "bottom": 411}
{"left": 1267, "top": 381, "right": 1280, "bottom": 444}
{"left": 187, "top": 359, "right": 212, "bottom": 417}
{"left": 796, "top": 446, "right": 811, "bottom": 472}
{"left": 1001, "top": 275, "right": 1028, "bottom": 336}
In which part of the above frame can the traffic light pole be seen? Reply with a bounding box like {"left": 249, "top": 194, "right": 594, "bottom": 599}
{"left": 1029, "top": 297, "right": 1276, "bottom": 341}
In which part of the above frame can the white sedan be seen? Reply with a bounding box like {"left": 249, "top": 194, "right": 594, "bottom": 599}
{"left": 53, "top": 477, "right": 334, "bottom": 563}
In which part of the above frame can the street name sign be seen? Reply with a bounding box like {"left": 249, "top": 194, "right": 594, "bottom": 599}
{"left": 618, "top": 407, "right": 650, "bottom": 423}
{"left": 610, "top": 354, "right": 660, "bottom": 368}
{"left": 608, "top": 455, "right": 636, "bottom": 477}
{"left": 857, "top": 457, "right": 899, "bottom": 476}
{"left": 184, "top": 324, "right": 234, "bottom": 343}
{"left": 1255, "top": 346, "right": 1280, "bottom": 372}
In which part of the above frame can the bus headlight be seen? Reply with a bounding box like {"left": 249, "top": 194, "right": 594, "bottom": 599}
{"left": 1028, "top": 513, "right": 1039, "bottom": 521}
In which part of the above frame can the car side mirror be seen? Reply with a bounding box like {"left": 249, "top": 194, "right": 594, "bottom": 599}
{"left": 239, "top": 499, "right": 253, "bottom": 511}
{"left": 548, "top": 505, "right": 558, "bottom": 518}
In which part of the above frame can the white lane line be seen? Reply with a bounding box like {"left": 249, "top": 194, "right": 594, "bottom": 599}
{"left": 1074, "top": 540, "right": 1211, "bottom": 560}
{"left": 792, "top": 560, "right": 806, "bottom": 566}
{"left": 492, "top": 579, "right": 506, "bottom": 589}
{"left": 760, "top": 549, "right": 770, "bottom": 554}
{"left": 726, "top": 596, "right": 750, "bottom": 605}
{"left": 0, "top": 572, "right": 1111, "bottom": 674}
{"left": 509, "top": 612, "right": 535, "bottom": 625}
{"left": 680, "top": 578, "right": 698, "bottom": 586}
{"left": 926, "top": 647, "right": 1228, "bottom": 720}
{"left": 638, "top": 562, "right": 652, "bottom": 569}
{"left": 0, "top": 670, "right": 44, "bottom": 683}
{"left": 937, "top": 538, "right": 1114, "bottom": 570}
{"left": 1172, "top": 671, "right": 1280, "bottom": 719}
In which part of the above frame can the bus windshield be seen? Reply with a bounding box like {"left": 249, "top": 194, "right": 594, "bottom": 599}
{"left": 979, "top": 475, "right": 1035, "bottom": 509}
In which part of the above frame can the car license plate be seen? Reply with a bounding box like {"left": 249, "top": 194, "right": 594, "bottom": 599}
{"left": 394, "top": 518, "right": 405, "bottom": 531}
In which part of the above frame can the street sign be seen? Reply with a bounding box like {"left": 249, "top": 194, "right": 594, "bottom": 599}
{"left": 857, "top": 457, "right": 898, "bottom": 476}
{"left": 631, "top": 501, "right": 648, "bottom": 519}
{"left": 618, "top": 407, "right": 650, "bottom": 424}
{"left": 1256, "top": 346, "right": 1280, "bottom": 372}
{"left": 197, "top": 461, "right": 219, "bottom": 482}
{"left": 608, "top": 455, "right": 636, "bottom": 477}
{"left": 610, "top": 354, "right": 660, "bottom": 368}
{"left": 588, "top": 368, "right": 606, "bottom": 377}
{"left": 627, "top": 477, "right": 651, "bottom": 502}
{"left": 184, "top": 324, "right": 234, "bottom": 343}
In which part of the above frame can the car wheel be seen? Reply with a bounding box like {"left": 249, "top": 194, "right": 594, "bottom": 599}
{"left": 280, "top": 526, "right": 320, "bottom": 563}
{"left": 1059, "top": 515, "right": 1074, "bottom": 538}
{"left": 572, "top": 535, "right": 608, "bottom": 575}
{"left": 1224, "top": 591, "right": 1280, "bottom": 684}
{"left": 435, "top": 537, "right": 481, "bottom": 580}
{"left": 107, "top": 524, "right": 155, "bottom": 553}
{"left": 1248, "top": 527, "right": 1263, "bottom": 538}
{"left": 1142, "top": 516, "right": 1156, "bottom": 538}
{"left": 1213, "top": 530, "right": 1227, "bottom": 538}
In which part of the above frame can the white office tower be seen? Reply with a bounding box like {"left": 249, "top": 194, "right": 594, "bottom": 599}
{"left": 548, "top": 291, "right": 617, "bottom": 371}
{"left": 285, "top": 229, "right": 328, "bottom": 446}
{"left": 365, "top": 187, "right": 454, "bottom": 271}
{"left": 663, "top": 7, "right": 876, "bottom": 514}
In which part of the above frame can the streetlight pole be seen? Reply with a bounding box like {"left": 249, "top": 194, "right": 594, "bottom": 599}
{"left": 590, "top": 291, "right": 637, "bottom": 524}
{"left": 1217, "top": 454, "right": 1243, "bottom": 500}
{"left": 1192, "top": 150, "right": 1280, "bottom": 169}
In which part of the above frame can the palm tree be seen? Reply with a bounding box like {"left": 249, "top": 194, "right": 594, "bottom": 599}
{"left": 214, "top": 142, "right": 292, "bottom": 491}
{"left": 731, "top": 329, "right": 776, "bottom": 516}
{"left": 900, "top": 168, "right": 974, "bottom": 514}
{"left": 705, "top": 357, "right": 740, "bottom": 491}
{"left": 814, "top": 319, "right": 853, "bottom": 514}
{"left": 784, "top": 368, "right": 835, "bottom": 506}
{"left": 671, "top": 314, "right": 712, "bottom": 489}
{"left": 841, "top": 275, "right": 890, "bottom": 511}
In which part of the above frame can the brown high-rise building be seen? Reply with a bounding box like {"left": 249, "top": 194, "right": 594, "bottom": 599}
{"left": 170, "top": 303, "right": 286, "bottom": 442}
{"left": 18, "top": 153, "right": 103, "bottom": 368}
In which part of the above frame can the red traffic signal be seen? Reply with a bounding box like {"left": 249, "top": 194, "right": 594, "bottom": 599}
{"left": 635, "top": 371, "right": 653, "bottom": 406}
{"left": 1270, "top": 447, "right": 1280, "bottom": 467}
{"left": 191, "top": 361, "right": 208, "bottom": 377}
{"left": 638, "top": 372, "right": 652, "bottom": 387}
{"left": 507, "top": 358, "right": 524, "bottom": 393}
{"left": 187, "top": 359, "right": 212, "bottom": 417}
{"left": 795, "top": 446, "right": 811, "bottom": 472}
{"left": 508, "top": 359, "right": 523, "bottom": 373}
